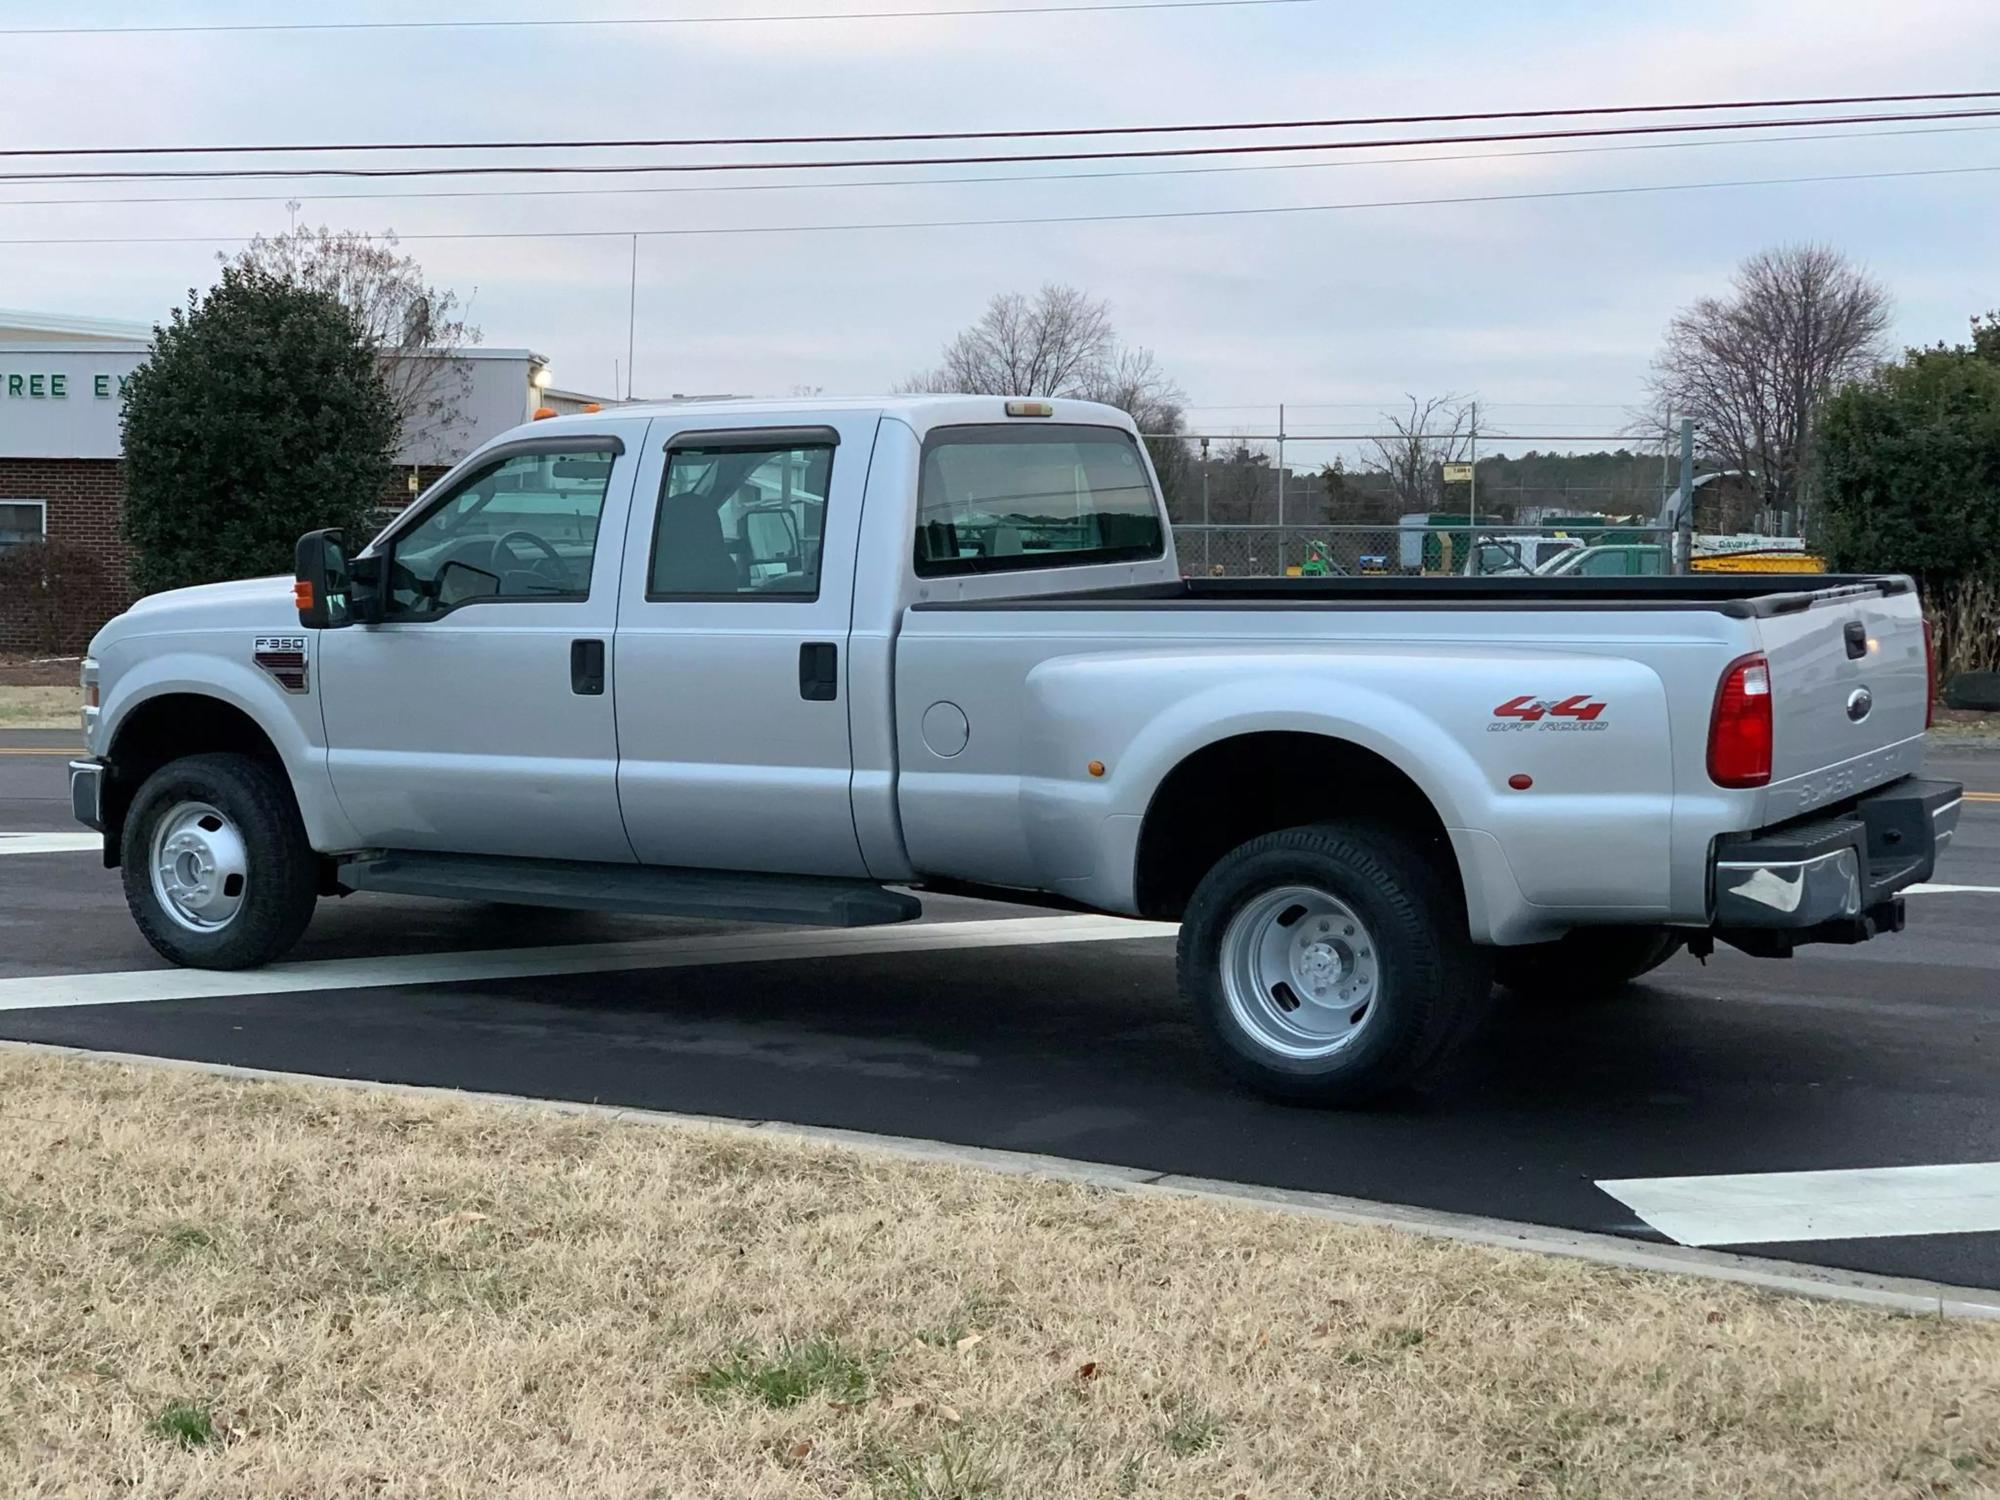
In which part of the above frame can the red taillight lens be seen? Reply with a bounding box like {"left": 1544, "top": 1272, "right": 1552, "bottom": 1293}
{"left": 1709, "top": 652, "right": 1773, "bottom": 788}
{"left": 1923, "top": 617, "right": 1937, "bottom": 729}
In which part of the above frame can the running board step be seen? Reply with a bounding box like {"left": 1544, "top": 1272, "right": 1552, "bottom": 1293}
{"left": 338, "top": 851, "right": 922, "bottom": 928}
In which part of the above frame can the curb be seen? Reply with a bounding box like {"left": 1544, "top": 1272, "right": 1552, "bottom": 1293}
{"left": 6, "top": 1037, "right": 1998, "bottom": 1323}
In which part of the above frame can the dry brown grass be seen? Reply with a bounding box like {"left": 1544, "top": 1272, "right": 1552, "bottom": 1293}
{"left": 2, "top": 1052, "right": 1997, "bottom": 1499}
{"left": 0, "top": 684, "right": 80, "bottom": 728}
{"left": 1931, "top": 708, "right": 2000, "bottom": 741}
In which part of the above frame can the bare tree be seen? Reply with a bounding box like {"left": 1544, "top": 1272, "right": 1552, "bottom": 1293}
{"left": 1206, "top": 442, "right": 1275, "bottom": 526}
{"left": 904, "top": 284, "right": 1114, "bottom": 398}
{"left": 1319, "top": 455, "right": 1400, "bottom": 524}
{"left": 905, "top": 284, "right": 1189, "bottom": 504}
{"left": 1649, "top": 244, "right": 1889, "bottom": 531}
{"left": 1080, "top": 344, "right": 1189, "bottom": 505}
{"left": 1364, "top": 394, "right": 1475, "bottom": 514}
{"left": 227, "top": 215, "right": 482, "bottom": 462}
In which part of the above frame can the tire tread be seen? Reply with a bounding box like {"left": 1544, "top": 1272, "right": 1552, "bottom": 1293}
{"left": 1176, "top": 820, "right": 1488, "bottom": 1106}
{"left": 120, "top": 752, "right": 317, "bottom": 970}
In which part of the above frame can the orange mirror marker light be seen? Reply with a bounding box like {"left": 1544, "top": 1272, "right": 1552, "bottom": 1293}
{"left": 293, "top": 580, "right": 315, "bottom": 611}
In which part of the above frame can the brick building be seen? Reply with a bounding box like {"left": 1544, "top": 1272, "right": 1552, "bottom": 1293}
{"left": 0, "top": 308, "right": 604, "bottom": 649}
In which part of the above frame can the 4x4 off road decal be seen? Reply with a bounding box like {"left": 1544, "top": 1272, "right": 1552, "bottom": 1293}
{"left": 1488, "top": 695, "right": 1608, "bottom": 732}
{"left": 253, "top": 635, "right": 310, "bottom": 694}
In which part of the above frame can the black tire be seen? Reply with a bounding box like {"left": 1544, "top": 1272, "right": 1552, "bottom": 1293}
{"left": 1177, "top": 822, "right": 1491, "bottom": 1106}
{"left": 120, "top": 752, "right": 318, "bottom": 970}
{"left": 1491, "top": 926, "right": 1684, "bottom": 1001}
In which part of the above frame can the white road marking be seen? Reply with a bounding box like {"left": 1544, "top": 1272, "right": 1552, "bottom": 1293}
{"left": 0, "top": 832, "right": 100, "bottom": 856}
{"left": 1909, "top": 883, "right": 2000, "bottom": 895}
{"left": 0, "top": 914, "right": 1179, "bottom": 1014}
{"left": 1599, "top": 1162, "right": 2000, "bottom": 1247}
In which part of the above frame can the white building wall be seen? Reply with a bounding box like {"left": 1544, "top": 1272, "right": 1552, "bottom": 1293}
{"left": 0, "top": 342, "right": 566, "bottom": 466}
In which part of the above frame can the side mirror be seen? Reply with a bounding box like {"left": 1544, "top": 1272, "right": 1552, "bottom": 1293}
{"left": 295, "top": 529, "right": 355, "bottom": 629}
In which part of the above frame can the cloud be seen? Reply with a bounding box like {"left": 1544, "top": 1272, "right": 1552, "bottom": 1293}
{"left": 0, "top": 0, "right": 1992, "bottom": 425}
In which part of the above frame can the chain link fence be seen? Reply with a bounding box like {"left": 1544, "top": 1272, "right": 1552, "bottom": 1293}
{"left": 1168, "top": 523, "right": 1676, "bottom": 578}
{"left": 1134, "top": 406, "right": 1750, "bottom": 577}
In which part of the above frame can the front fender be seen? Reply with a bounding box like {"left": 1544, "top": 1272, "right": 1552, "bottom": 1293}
{"left": 95, "top": 644, "right": 359, "bottom": 853}
{"left": 1017, "top": 644, "right": 1673, "bottom": 938}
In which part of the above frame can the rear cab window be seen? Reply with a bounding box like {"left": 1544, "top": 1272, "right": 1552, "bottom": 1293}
{"left": 913, "top": 424, "right": 1163, "bottom": 576}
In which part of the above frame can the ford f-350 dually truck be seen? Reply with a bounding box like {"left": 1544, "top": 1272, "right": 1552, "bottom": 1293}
{"left": 70, "top": 396, "right": 1961, "bottom": 1104}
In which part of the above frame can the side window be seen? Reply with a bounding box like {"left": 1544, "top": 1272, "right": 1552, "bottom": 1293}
{"left": 386, "top": 448, "right": 616, "bottom": 617}
{"left": 914, "top": 424, "right": 1163, "bottom": 576}
{"left": 1579, "top": 549, "right": 1631, "bottom": 576}
{"left": 651, "top": 441, "right": 833, "bottom": 599}
{"left": 0, "top": 500, "right": 47, "bottom": 550}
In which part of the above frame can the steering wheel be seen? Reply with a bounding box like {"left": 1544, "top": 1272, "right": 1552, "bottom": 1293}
{"left": 492, "top": 529, "right": 569, "bottom": 585}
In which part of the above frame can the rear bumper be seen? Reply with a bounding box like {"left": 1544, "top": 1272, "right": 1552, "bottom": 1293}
{"left": 1710, "top": 775, "right": 1961, "bottom": 955}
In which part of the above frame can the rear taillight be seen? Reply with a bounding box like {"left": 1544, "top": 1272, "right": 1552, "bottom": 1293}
{"left": 1923, "top": 617, "right": 1937, "bottom": 728}
{"left": 1709, "top": 652, "right": 1773, "bottom": 789}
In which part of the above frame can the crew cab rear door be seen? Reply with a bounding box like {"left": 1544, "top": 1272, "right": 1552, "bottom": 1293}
{"left": 612, "top": 415, "right": 877, "bottom": 876}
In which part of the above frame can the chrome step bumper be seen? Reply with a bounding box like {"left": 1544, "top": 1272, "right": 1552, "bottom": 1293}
{"left": 1710, "top": 776, "right": 1961, "bottom": 956}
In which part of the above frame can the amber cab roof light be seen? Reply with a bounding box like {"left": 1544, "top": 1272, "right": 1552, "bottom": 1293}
{"left": 1005, "top": 399, "right": 1054, "bottom": 418}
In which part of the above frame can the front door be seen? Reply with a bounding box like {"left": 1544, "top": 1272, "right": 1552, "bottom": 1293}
{"left": 614, "top": 417, "right": 874, "bottom": 876}
{"left": 320, "top": 429, "right": 642, "bottom": 862}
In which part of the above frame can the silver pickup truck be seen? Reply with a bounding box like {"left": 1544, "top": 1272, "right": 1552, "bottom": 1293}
{"left": 71, "top": 396, "right": 1962, "bottom": 1104}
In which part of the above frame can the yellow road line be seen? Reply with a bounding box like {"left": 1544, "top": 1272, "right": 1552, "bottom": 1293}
{"left": 1965, "top": 791, "right": 2000, "bottom": 804}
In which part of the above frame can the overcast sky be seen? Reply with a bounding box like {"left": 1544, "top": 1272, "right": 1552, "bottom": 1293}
{"left": 1, "top": 0, "right": 1994, "bottom": 460}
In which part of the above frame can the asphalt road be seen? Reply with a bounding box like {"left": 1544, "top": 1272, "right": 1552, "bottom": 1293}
{"left": 4, "top": 732, "right": 1997, "bottom": 1290}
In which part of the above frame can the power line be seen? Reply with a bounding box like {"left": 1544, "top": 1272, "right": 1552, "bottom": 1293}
{"left": 0, "top": 0, "right": 1321, "bottom": 37}
{"left": 0, "top": 161, "right": 1986, "bottom": 248}
{"left": 8, "top": 88, "right": 1997, "bottom": 158}
{"left": 5, "top": 107, "right": 1995, "bottom": 184}
{"left": 3, "top": 121, "right": 1991, "bottom": 213}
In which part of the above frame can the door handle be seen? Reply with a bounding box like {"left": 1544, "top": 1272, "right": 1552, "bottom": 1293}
{"left": 571, "top": 638, "right": 606, "bottom": 695}
{"left": 799, "top": 641, "right": 838, "bottom": 701}
{"left": 1843, "top": 620, "right": 1868, "bottom": 660}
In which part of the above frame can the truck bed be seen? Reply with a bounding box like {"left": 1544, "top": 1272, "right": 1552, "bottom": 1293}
{"left": 913, "top": 573, "right": 1913, "bottom": 617}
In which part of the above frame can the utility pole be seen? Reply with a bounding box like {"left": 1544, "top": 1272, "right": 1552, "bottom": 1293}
{"left": 1200, "top": 436, "right": 1212, "bottom": 575}
{"left": 1677, "top": 417, "right": 1695, "bottom": 575}
{"left": 1275, "top": 403, "right": 1286, "bottom": 575}
{"left": 626, "top": 234, "right": 639, "bottom": 401}
{"left": 1467, "top": 399, "right": 1478, "bottom": 553}
{"left": 1467, "top": 401, "right": 1478, "bottom": 520}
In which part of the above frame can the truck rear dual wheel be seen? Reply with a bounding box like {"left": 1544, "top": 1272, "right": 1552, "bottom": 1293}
{"left": 120, "top": 752, "right": 319, "bottom": 971}
{"left": 1177, "top": 822, "right": 1491, "bottom": 1107}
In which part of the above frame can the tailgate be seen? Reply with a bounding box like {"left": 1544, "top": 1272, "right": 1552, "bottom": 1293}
{"left": 1758, "top": 580, "right": 1928, "bottom": 813}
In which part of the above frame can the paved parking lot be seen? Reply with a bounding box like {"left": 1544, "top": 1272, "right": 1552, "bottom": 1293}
{"left": 5, "top": 730, "right": 1997, "bottom": 1291}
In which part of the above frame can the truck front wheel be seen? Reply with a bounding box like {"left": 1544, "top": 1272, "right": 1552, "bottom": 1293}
{"left": 1177, "top": 823, "right": 1490, "bottom": 1106}
{"left": 120, "top": 753, "right": 318, "bottom": 970}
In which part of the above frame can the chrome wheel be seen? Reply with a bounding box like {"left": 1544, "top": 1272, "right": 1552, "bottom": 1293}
{"left": 1219, "top": 885, "right": 1381, "bottom": 1060}
{"left": 150, "top": 800, "right": 249, "bottom": 933}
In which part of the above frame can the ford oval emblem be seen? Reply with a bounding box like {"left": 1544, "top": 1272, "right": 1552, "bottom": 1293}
{"left": 1846, "top": 687, "right": 1874, "bottom": 722}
